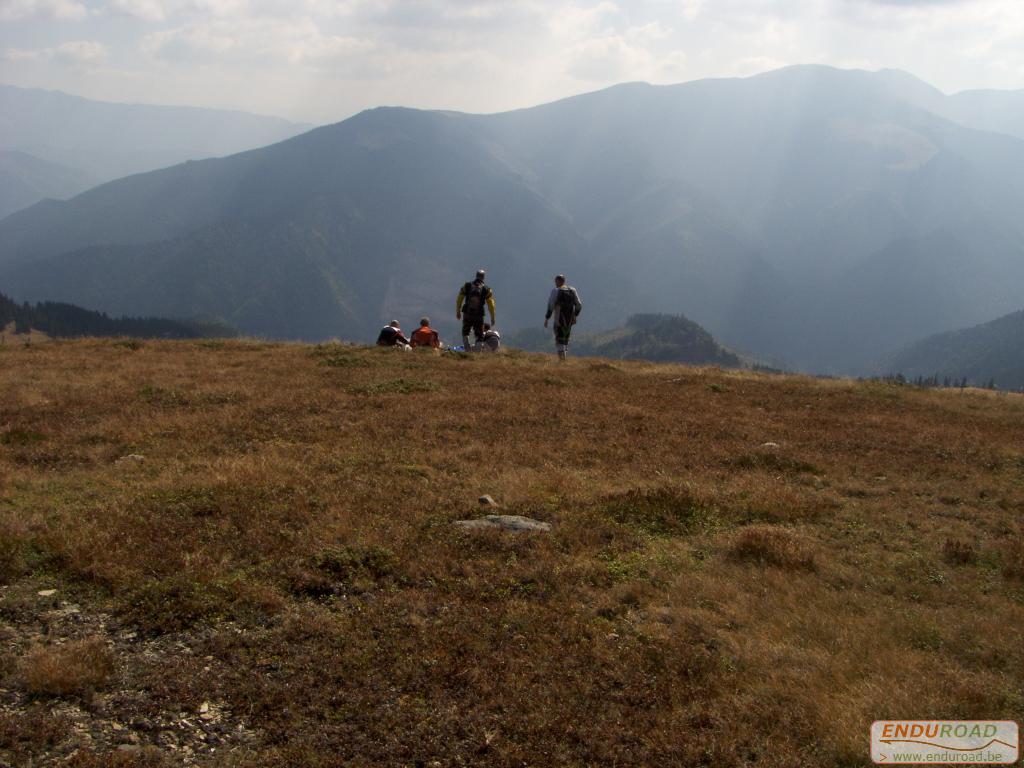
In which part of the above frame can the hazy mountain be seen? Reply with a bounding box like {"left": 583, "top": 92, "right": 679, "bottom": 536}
{"left": 0, "top": 150, "right": 98, "bottom": 219}
{"left": 509, "top": 313, "right": 744, "bottom": 367}
{"left": 879, "top": 308, "right": 1024, "bottom": 390}
{"left": 2, "top": 66, "right": 1024, "bottom": 372}
{"left": 0, "top": 109, "right": 608, "bottom": 341}
{"left": 943, "top": 90, "right": 1024, "bottom": 141}
{"left": 0, "top": 84, "right": 310, "bottom": 212}
{"left": 869, "top": 69, "right": 1024, "bottom": 141}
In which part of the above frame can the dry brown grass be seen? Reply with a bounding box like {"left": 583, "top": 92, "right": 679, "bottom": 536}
{"left": 727, "top": 524, "right": 817, "bottom": 571}
{"left": 18, "top": 637, "right": 115, "bottom": 697}
{"left": 1, "top": 339, "right": 1023, "bottom": 766}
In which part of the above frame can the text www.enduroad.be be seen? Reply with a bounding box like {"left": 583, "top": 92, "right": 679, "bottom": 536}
{"left": 891, "top": 751, "right": 1008, "bottom": 763}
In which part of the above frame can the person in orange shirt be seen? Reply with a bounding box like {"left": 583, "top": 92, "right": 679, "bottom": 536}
{"left": 409, "top": 317, "right": 442, "bottom": 349}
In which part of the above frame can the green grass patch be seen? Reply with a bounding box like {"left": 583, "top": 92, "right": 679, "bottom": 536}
{"left": 124, "top": 574, "right": 231, "bottom": 634}
{"left": 349, "top": 378, "right": 440, "bottom": 396}
{"left": 290, "top": 545, "right": 399, "bottom": 598}
{"left": 730, "top": 452, "right": 820, "bottom": 475}
{"left": 138, "top": 385, "right": 191, "bottom": 407}
{"left": 602, "top": 488, "right": 719, "bottom": 537}
{"left": 0, "top": 429, "right": 45, "bottom": 446}
{"left": 143, "top": 486, "right": 221, "bottom": 517}
{"left": 312, "top": 344, "right": 372, "bottom": 368}
{"left": 315, "top": 545, "right": 397, "bottom": 581}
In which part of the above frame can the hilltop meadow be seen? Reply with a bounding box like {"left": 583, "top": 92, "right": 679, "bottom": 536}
{"left": 1, "top": 339, "right": 1022, "bottom": 767}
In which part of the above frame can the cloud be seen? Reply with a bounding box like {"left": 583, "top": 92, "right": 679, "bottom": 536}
{"left": 0, "top": 0, "right": 88, "bottom": 21}
{"left": 856, "top": 0, "right": 968, "bottom": 4}
{"left": 104, "top": 0, "right": 175, "bottom": 22}
{"left": 3, "top": 39, "right": 108, "bottom": 61}
{"left": 141, "top": 17, "right": 374, "bottom": 63}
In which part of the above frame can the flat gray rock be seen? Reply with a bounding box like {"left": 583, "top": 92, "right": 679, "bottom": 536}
{"left": 454, "top": 515, "right": 551, "bottom": 532}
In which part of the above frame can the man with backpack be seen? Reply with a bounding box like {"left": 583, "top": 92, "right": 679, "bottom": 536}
{"left": 544, "top": 274, "right": 582, "bottom": 361}
{"left": 455, "top": 269, "right": 496, "bottom": 350}
{"left": 376, "top": 320, "right": 410, "bottom": 348}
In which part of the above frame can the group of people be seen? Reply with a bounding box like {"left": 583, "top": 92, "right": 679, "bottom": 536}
{"left": 376, "top": 269, "right": 583, "bottom": 359}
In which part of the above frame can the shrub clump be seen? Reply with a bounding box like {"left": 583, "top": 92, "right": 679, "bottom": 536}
{"left": 124, "top": 575, "right": 229, "bottom": 634}
{"left": 602, "top": 488, "right": 717, "bottom": 537}
{"left": 290, "top": 545, "right": 398, "bottom": 597}
{"left": 730, "top": 452, "right": 820, "bottom": 475}
{"left": 18, "top": 638, "right": 115, "bottom": 697}
{"left": 728, "top": 525, "right": 817, "bottom": 571}
{"left": 1003, "top": 535, "right": 1024, "bottom": 581}
{"left": 0, "top": 515, "right": 28, "bottom": 582}
{"left": 943, "top": 538, "right": 977, "bottom": 566}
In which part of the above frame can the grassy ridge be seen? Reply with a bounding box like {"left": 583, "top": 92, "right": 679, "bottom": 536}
{"left": 1, "top": 339, "right": 1023, "bottom": 766}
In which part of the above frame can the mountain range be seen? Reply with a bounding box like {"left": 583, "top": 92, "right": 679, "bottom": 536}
{"left": 1, "top": 66, "right": 1023, "bottom": 374}
{"left": 0, "top": 84, "right": 310, "bottom": 217}
{"left": 880, "top": 307, "right": 1024, "bottom": 390}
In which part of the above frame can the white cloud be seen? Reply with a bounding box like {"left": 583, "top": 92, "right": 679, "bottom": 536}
{"left": 141, "top": 17, "right": 374, "bottom": 63}
{"left": 0, "top": 0, "right": 88, "bottom": 21}
{"left": 4, "top": 0, "right": 1024, "bottom": 123}
{"left": 3, "top": 39, "right": 108, "bottom": 61}
{"left": 104, "top": 0, "right": 175, "bottom": 22}
{"left": 567, "top": 34, "right": 651, "bottom": 81}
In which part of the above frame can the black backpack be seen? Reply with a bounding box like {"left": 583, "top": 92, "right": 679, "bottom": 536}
{"left": 463, "top": 281, "right": 489, "bottom": 315}
{"left": 556, "top": 286, "right": 577, "bottom": 316}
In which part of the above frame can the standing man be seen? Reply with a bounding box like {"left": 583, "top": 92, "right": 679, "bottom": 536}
{"left": 544, "top": 274, "right": 582, "bottom": 361}
{"left": 456, "top": 269, "right": 496, "bottom": 350}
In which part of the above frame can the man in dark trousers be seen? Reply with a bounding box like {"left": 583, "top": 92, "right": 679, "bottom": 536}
{"left": 544, "top": 274, "right": 582, "bottom": 361}
{"left": 455, "top": 269, "right": 496, "bottom": 350}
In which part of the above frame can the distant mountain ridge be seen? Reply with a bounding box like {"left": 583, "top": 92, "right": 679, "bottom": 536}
{"left": 0, "top": 150, "right": 98, "bottom": 219}
{"left": 509, "top": 313, "right": 745, "bottom": 368}
{"left": 879, "top": 309, "right": 1024, "bottom": 391}
{"left": 3, "top": 66, "right": 1024, "bottom": 374}
{"left": 0, "top": 84, "right": 310, "bottom": 216}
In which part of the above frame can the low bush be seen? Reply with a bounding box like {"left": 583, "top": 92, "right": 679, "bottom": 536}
{"left": 728, "top": 525, "right": 817, "bottom": 571}
{"left": 18, "top": 638, "right": 115, "bottom": 697}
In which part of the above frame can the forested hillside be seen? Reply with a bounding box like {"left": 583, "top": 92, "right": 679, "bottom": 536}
{"left": 0, "top": 292, "right": 234, "bottom": 339}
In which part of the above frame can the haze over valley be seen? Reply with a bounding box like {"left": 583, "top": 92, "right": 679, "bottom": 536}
{"left": 2, "top": 65, "right": 1024, "bottom": 375}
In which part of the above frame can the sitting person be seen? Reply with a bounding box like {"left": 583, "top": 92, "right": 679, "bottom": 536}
{"left": 376, "top": 320, "right": 410, "bottom": 348}
{"left": 481, "top": 323, "right": 501, "bottom": 352}
{"left": 410, "top": 317, "right": 442, "bottom": 349}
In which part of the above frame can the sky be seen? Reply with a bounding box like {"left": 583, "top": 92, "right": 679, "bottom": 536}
{"left": 1, "top": 0, "right": 1023, "bottom": 125}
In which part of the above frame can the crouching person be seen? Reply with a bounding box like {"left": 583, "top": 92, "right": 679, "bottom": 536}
{"left": 481, "top": 323, "right": 501, "bottom": 353}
